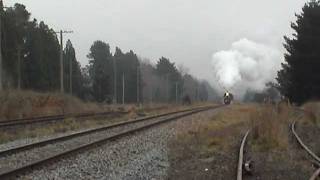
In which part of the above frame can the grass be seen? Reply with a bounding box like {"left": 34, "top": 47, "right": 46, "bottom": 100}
{"left": 302, "top": 102, "right": 320, "bottom": 128}
{"left": 171, "top": 103, "right": 293, "bottom": 156}
{"left": 0, "top": 102, "right": 204, "bottom": 144}
{"left": 0, "top": 90, "right": 103, "bottom": 120}
{"left": 249, "top": 104, "right": 292, "bottom": 151}
{"left": 0, "top": 89, "right": 217, "bottom": 144}
{"left": 167, "top": 104, "right": 256, "bottom": 179}
{"left": 172, "top": 104, "right": 252, "bottom": 156}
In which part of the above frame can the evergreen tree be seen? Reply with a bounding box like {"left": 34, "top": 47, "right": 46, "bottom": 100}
{"left": 64, "top": 40, "right": 83, "bottom": 98}
{"left": 23, "top": 21, "right": 60, "bottom": 91}
{"left": 2, "top": 4, "right": 30, "bottom": 88}
{"left": 277, "top": 0, "right": 320, "bottom": 104}
{"left": 87, "top": 41, "right": 113, "bottom": 102}
{"left": 114, "top": 48, "right": 141, "bottom": 103}
{"left": 199, "top": 82, "right": 209, "bottom": 101}
{"left": 155, "top": 57, "right": 183, "bottom": 102}
{"left": 2, "top": 3, "right": 61, "bottom": 91}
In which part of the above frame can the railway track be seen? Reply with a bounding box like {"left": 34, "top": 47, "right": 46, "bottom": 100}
{"left": 0, "top": 105, "right": 221, "bottom": 179}
{"left": 291, "top": 119, "right": 320, "bottom": 180}
{"left": 237, "top": 130, "right": 250, "bottom": 180}
{"left": 0, "top": 111, "right": 129, "bottom": 128}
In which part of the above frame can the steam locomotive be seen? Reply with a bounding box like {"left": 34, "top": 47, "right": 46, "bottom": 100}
{"left": 223, "top": 91, "right": 234, "bottom": 105}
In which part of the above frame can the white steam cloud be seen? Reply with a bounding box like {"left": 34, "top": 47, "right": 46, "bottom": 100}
{"left": 211, "top": 38, "right": 282, "bottom": 99}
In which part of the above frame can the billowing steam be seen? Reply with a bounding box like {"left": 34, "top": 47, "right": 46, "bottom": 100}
{"left": 211, "top": 38, "right": 282, "bottom": 99}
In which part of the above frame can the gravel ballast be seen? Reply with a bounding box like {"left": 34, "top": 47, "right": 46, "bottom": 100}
{"left": 16, "top": 108, "right": 220, "bottom": 180}
{"left": 0, "top": 112, "right": 190, "bottom": 174}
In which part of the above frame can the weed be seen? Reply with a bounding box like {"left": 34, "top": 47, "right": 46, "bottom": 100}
{"left": 250, "top": 104, "right": 291, "bottom": 151}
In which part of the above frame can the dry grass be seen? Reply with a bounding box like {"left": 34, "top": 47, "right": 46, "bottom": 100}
{"left": 0, "top": 90, "right": 103, "bottom": 120}
{"left": 0, "top": 89, "right": 214, "bottom": 121}
{"left": 0, "top": 89, "right": 215, "bottom": 144}
{"left": 302, "top": 102, "right": 320, "bottom": 127}
{"left": 172, "top": 105, "right": 253, "bottom": 155}
{"left": 0, "top": 118, "right": 86, "bottom": 143}
{"left": 0, "top": 101, "right": 207, "bottom": 144}
{"left": 0, "top": 114, "right": 130, "bottom": 144}
{"left": 168, "top": 104, "right": 255, "bottom": 179}
{"left": 250, "top": 104, "right": 292, "bottom": 151}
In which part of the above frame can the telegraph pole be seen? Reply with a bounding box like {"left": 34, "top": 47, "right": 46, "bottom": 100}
{"left": 175, "top": 82, "right": 178, "bottom": 104}
{"left": 69, "top": 49, "right": 72, "bottom": 95}
{"left": 136, "top": 62, "right": 140, "bottom": 104}
{"left": 55, "top": 30, "right": 73, "bottom": 93}
{"left": 17, "top": 46, "right": 22, "bottom": 90}
{"left": 59, "top": 31, "right": 63, "bottom": 93}
{"left": 166, "top": 74, "right": 170, "bottom": 103}
{"left": 0, "top": 0, "right": 3, "bottom": 91}
{"left": 122, "top": 73, "right": 125, "bottom": 105}
{"left": 113, "top": 57, "right": 117, "bottom": 104}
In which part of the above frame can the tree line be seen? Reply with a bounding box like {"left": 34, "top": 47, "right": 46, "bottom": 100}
{"left": 1, "top": 3, "right": 216, "bottom": 103}
{"left": 242, "top": 0, "right": 320, "bottom": 105}
{"left": 277, "top": 0, "right": 320, "bottom": 105}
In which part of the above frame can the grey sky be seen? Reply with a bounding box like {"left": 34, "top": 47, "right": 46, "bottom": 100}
{"left": 6, "top": 0, "right": 306, "bottom": 82}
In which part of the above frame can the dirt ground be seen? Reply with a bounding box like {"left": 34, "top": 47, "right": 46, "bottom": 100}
{"left": 167, "top": 104, "right": 317, "bottom": 180}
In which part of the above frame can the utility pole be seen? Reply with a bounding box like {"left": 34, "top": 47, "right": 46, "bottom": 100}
{"left": 150, "top": 88, "right": 153, "bottom": 104}
{"left": 17, "top": 46, "right": 22, "bottom": 90}
{"left": 166, "top": 74, "right": 169, "bottom": 103}
{"left": 122, "top": 73, "right": 125, "bottom": 105}
{"left": 55, "top": 30, "right": 73, "bottom": 93}
{"left": 175, "top": 82, "right": 178, "bottom": 104}
{"left": 136, "top": 62, "right": 140, "bottom": 104}
{"left": 0, "top": 0, "right": 3, "bottom": 91}
{"left": 69, "top": 50, "right": 72, "bottom": 95}
{"left": 113, "top": 57, "right": 117, "bottom": 104}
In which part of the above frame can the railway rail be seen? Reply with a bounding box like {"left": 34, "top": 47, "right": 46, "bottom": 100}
{"left": 237, "top": 130, "right": 250, "bottom": 180}
{"left": 0, "top": 111, "right": 129, "bottom": 128}
{"left": 291, "top": 119, "right": 320, "bottom": 180}
{"left": 0, "top": 105, "right": 221, "bottom": 179}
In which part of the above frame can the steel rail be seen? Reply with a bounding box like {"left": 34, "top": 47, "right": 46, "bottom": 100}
{"left": 291, "top": 116, "right": 320, "bottom": 180}
{"left": 291, "top": 121, "right": 320, "bottom": 162}
{"left": 0, "top": 106, "right": 219, "bottom": 179}
{"left": 0, "top": 106, "right": 216, "bottom": 157}
{"left": 309, "top": 168, "right": 320, "bottom": 180}
{"left": 237, "top": 130, "right": 250, "bottom": 180}
{"left": 0, "top": 111, "right": 128, "bottom": 128}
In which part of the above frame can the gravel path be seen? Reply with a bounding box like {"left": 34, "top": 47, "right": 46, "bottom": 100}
{"left": 16, "top": 108, "right": 219, "bottom": 180}
{"left": 0, "top": 112, "right": 187, "bottom": 174}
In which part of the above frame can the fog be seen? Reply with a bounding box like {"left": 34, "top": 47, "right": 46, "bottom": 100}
{"left": 6, "top": 0, "right": 307, "bottom": 94}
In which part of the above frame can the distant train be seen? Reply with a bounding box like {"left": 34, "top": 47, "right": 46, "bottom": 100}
{"left": 223, "top": 91, "right": 234, "bottom": 105}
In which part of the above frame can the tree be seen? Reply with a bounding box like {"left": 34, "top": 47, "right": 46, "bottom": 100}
{"left": 155, "top": 57, "right": 183, "bottom": 102}
{"left": 1, "top": 4, "right": 62, "bottom": 91}
{"left": 182, "top": 74, "right": 198, "bottom": 101}
{"left": 199, "top": 82, "right": 209, "bottom": 101}
{"left": 115, "top": 49, "right": 141, "bottom": 103}
{"left": 2, "top": 3, "right": 30, "bottom": 88}
{"left": 277, "top": 0, "right": 320, "bottom": 104}
{"left": 87, "top": 41, "right": 113, "bottom": 102}
{"left": 64, "top": 40, "right": 83, "bottom": 98}
{"left": 140, "top": 59, "right": 165, "bottom": 103}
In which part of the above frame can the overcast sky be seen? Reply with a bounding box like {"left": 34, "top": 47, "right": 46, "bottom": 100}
{"left": 6, "top": 0, "right": 306, "bottom": 83}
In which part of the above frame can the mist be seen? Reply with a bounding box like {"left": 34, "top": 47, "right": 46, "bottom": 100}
{"left": 211, "top": 38, "right": 282, "bottom": 99}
